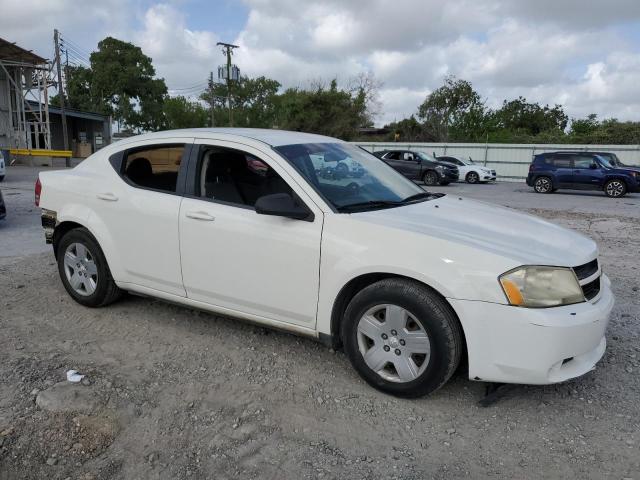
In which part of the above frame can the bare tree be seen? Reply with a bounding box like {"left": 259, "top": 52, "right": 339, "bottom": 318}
{"left": 348, "top": 71, "right": 383, "bottom": 124}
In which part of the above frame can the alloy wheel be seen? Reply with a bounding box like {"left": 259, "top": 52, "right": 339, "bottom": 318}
{"left": 357, "top": 304, "right": 431, "bottom": 383}
{"left": 63, "top": 242, "right": 98, "bottom": 296}
{"left": 534, "top": 177, "right": 551, "bottom": 193}
{"left": 424, "top": 172, "right": 438, "bottom": 186}
{"left": 605, "top": 180, "right": 625, "bottom": 197}
{"left": 467, "top": 172, "right": 479, "bottom": 184}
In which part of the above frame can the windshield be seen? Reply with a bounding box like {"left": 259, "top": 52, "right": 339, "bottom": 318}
{"left": 274, "top": 143, "right": 433, "bottom": 211}
{"left": 415, "top": 151, "right": 436, "bottom": 162}
{"left": 462, "top": 157, "right": 475, "bottom": 165}
{"left": 598, "top": 152, "right": 625, "bottom": 167}
{"left": 596, "top": 154, "right": 616, "bottom": 168}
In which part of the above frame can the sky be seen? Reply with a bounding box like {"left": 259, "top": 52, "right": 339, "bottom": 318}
{"left": 1, "top": 0, "right": 640, "bottom": 126}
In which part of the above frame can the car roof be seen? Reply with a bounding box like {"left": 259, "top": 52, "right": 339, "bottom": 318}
{"left": 110, "top": 128, "right": 342, "bottom": 147}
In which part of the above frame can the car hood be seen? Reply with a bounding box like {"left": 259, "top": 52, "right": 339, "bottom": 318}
{"left": 355, "top": 195, "right": 597, "bottom": 267}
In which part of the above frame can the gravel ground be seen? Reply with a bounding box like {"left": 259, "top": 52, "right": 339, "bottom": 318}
{"left": 0, "top": 167, "right": 639, "bottom": 479}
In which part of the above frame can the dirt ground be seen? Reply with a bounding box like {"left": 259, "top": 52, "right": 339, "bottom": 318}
{"left": 0, "top": 167, "right": 639, "bottom": 479}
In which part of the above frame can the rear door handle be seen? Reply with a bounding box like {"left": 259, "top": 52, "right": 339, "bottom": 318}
{"left": 96, "top": 192, "right": 118, "bottom": 201}
{"left": 185, "top": 211, "right": 215, "bottom": 221}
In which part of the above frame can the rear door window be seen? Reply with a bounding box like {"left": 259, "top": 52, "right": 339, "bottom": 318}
{"left": 573, "top": 156, "right": 595, "bottom": 169}
{"left": 551, "top": 156, "right": 572, "bottom": 168}
{"left": 123, "top": 145, "right": 185, "bottom": 193}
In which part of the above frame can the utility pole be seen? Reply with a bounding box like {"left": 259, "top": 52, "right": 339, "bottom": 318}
{"left": 54, "top": 29, "right": 70, "bottom": 166}
{"left": 216, "top": 42, "right": 238, "bottom": 127}
{"left": 208, "top": 71, "right": 215, "bottom": 127}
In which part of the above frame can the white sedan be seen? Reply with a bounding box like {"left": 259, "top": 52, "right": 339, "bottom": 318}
{"left": 36, "top": 129, "right": 613, "bottom": 397}
{"left": 437, "top": 155, "right": 496, "bottom": 183}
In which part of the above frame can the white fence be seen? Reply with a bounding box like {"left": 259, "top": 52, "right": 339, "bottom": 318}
{"left": 353, "top": 142, "right": 640, "bottom": 181}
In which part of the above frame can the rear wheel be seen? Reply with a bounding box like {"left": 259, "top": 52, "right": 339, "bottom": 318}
{"left": 423, "top": 171, "right": 438, "bottom": 186}
{"left": 341, "top": 278, "right": 463, "bottom": 398}
{"left": 534, "top": 176, "right": 553, "bottom": 193}
{"left": 57, "top": 228, "right": 122, "bottom": 307}
{"left": 604, "top": 179, "right": 626, "bottom": 198}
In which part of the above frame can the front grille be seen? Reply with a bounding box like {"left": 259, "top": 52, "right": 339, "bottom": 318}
{"left": 573, "top": 259, "right": 598, "bottom": 281}
{"left": 573, "top": 258, "right": 601, "bottom": 301}
{"left": 582, "top": 277, "right": 600, "bottom": 300}
{"left": 491, "top": 170, "right": 496, "bottom": 175}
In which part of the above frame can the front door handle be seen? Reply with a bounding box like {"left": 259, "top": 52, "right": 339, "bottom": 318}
{"left": 96, "top": 192, "right": 118, "bottom": 201}
{"left": 185, "top": 211, "right": 215, "bottom": 221}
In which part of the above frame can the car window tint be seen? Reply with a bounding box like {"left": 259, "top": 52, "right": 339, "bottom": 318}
{"left": 197, "top": 147, "right": 292, "bottom": 207}
{"left": 552, "top": 156, "right": 572, "bottom": 168}
{"left": 123, "top": 145, "right": 184, "bottom": 192}
{"left": 385, "top": 152, "right": 400, "bottom": 160}
{"left": 573, "top": 156, "right": 595, "bottom": 169}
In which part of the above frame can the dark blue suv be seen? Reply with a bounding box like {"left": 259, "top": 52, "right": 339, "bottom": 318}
{"left": 526, "top": 151, "right": 640, "bottom": 198}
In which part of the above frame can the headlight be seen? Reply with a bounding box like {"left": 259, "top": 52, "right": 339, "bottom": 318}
{"left": 499, "top": 266, "right": 584, "bottom": 308}
{"left": 435, "top": 165, "right": 444, "bottom": 171}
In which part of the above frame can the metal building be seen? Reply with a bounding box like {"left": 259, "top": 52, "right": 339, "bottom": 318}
{"left": 0, "top": 37, "right": 51, "bottom": 152}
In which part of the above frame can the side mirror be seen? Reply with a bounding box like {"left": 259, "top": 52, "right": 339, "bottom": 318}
{"left": 589, "top": 162, "right": 598, "bottom": 169}
{"left": 255, "top": 193, "right": 313, "bottom": 221}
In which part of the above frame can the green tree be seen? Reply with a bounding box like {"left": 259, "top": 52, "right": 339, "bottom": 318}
{"left": 417, "top": 76, "right": 487, "bottom": 141}
{"left": 492, "top": 96, "right": 568, "bottom": 137}
{"left": 163, "top": 96, "right": 208, "bottom": 129}
{"left": 275, "top": 79, "right": 368, "bottom": 140}
{"left": 89, "top": 37, "right": 167, "bottom": 132}
{"left": 200, "top": 75, "right": 281, "bottom": 128}
{"left": 50, "top": 65, "right": 107, "bottom": 114}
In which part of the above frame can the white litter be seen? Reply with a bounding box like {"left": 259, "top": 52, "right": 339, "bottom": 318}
{"left": 66, "top": 369, "right": 85, "bottom": 383}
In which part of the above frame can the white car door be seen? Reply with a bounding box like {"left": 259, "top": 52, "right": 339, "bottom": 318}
{"left": 91, "top": 138, "right": 193, "bottom": 296}
{"left": 179, "top": 139, "right": 324, "bottom": 329}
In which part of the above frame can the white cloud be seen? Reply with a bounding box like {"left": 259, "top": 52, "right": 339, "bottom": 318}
{"left": 1, "top": 0, "right": 640, "bottom": 126}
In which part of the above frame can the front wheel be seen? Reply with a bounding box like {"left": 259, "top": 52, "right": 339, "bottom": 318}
{"left": 604, "top": 179, "right": 626, "bottom": 198}
{"left": 341, "top": 278, "right": 463, "bottom": 398}
{"left": 466, "top": 171, "right": 479, "bottom": 184}
{"left": 423, "top": 171, "right": 439, "bottom": 186}
{"left": 57, "top": 228, "right": 122, "bottom": 307}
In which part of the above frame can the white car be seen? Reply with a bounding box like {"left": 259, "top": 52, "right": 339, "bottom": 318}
{"left": 437, "top": 155, "right": 496, "bottom": 183}
{"left": 0, "top": 150, "right": 6, "bottom": 181}
{"left": 36, "top": 129, "right": 613, "bottom": 397}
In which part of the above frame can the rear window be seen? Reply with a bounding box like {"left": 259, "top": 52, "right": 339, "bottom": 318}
{"left": 122, "top": 145, "right": 185, "bottom": 193}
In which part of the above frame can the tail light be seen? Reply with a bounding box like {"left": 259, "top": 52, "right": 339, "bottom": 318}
{"left": 35, "top": 177, "right": 42, "bottom": 206}
{"left": 529, "top": 164, "right": 535, "bottom": 172}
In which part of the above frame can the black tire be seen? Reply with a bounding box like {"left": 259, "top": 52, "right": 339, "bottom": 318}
{"left": 341, "top": 278, "right": 464, "bottom": 398}
{"left": 423, "top": 170, "right": 438, "bottom": 186}
{"left": 465, "top": 171, "right": 479, "bottom": 184}
{"left": 0, "top": 175, "right": 5, "bottom": 182}
{"left": 533, "top": 176, "right": 553, "bottom": 194}
{"left": 56, "top": 227, "right": 122, "bottom": 307}
{"left": 604, "top": 179, "right": 627, "bottom": 198}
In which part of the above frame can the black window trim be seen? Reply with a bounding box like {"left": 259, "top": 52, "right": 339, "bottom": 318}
{"left": 109, "top": 142, "right": 192, "bottom": 197}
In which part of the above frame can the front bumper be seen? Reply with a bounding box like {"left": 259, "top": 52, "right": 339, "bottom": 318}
{"left": 440, "top": 170, "right": 459, "bottom": 182}
{"left": 449, "top": 274, "right": 614, "bottom": 385}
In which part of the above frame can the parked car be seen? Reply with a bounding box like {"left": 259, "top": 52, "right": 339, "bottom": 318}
{"left": 0, "top": 150, "right": 6, "bottom": 182}
{"left": 373, "top": 149, "right": 458, "bottom": 185}
{"left": 0, "top": 188, "right": 5, "bottom": 220}
{"left": 37, "top": 129, "right": 613, "bottom": 397}
{"left": 526, "top": 151, "right": 640, "bottom": 197}
{"left": 436, "top": 155, "right": 496, "bottom": 183}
